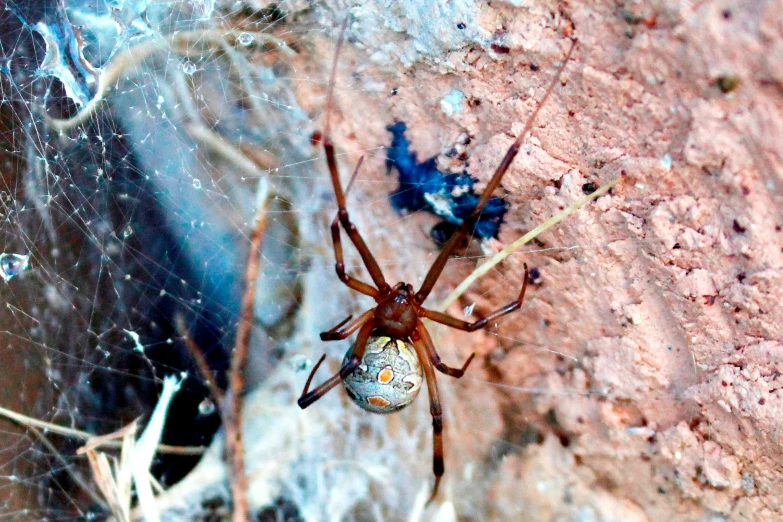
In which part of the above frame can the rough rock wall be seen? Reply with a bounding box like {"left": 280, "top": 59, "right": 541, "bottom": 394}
{"left": 280, "top": 1, "right": 783, "bottom": 520}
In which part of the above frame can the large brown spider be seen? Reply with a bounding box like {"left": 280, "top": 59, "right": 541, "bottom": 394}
{"left": 298, "top": 24, "right": 577, "bottom": 502}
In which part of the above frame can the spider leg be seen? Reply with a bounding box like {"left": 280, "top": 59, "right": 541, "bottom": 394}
{"left": 410, "top": 329, "right": 445, "bottom": 504}
{"left": 325, "top": 146, "right": 390, "bottom": 294}
{"left": 421, "top": 265, "right": 529, "bottom": 333}
{"left": 298, "top": 319, "right": 375, "bottom": 409}
{"left": 322, "top": 21, "right": 390, "bottom": 295}
{"left": 320, "top": 309, "right": 374, "bottom": 341}
{"left": 415, "top": 40, "right": 577, "bottom": 304}
{"left": 328, "top": 157, "right": 381, "bottom": 298}
{"left": 415, "top": 320, "right": 475, "bottom": 378}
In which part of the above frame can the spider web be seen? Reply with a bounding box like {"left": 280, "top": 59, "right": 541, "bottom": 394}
{"left": 0, "top": 0, "right": 327, "bottom": 518}
{"left": 3, "top": 1, "right": 780, "bottom": 521}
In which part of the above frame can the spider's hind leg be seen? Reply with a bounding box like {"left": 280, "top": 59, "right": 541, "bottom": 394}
{"left": 410, "top": 329, "right": 446, "bottom": 504}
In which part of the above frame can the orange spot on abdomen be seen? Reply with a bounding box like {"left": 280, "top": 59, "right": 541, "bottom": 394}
{"left": 378, "top": 366, "right": 394, "bottom": 384}
{"left": 368, "top": 396, "right": 390, "bottom": 407}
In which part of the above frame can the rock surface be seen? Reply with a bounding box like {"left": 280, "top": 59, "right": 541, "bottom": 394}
{"left": 280, "top": 1, "right": 783, "bottom": 520}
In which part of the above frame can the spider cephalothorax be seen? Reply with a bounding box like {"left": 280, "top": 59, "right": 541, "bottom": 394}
{"left": 298, "top": 21, "right": 577, "bottom": 503}
{"left": 374, "top": 282, "right": 417, "bottom": 338}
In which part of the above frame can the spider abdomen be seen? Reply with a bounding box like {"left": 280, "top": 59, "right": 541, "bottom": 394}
{"left": 342, "top": 335, "right": 423, "bottom": 414}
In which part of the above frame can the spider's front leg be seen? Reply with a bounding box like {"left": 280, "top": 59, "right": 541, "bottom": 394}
{"left": 298, "top": 319, "right": 375, "bottom": 409}
{"left": 323, "top": 136, "right": 390, "bottom": 294}
{"left": 330, "top": 216, "right": 379, "bottom": 298}
{"left": 415, "top": 40, "right": 576, "bottom": 305}
{"left": 421, "top": 265, "right": 529, "bottom": 333}
{"left": 328, "top": 157, "right": 382, "bottom": 298}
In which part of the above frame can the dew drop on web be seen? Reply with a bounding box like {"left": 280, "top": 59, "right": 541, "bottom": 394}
{"left": 238, "top": 32, "right": 254, "bottom": 46}
{"left": 0, "top": 253, "right": 30, "bottom": 282}
{"left": 182, "top": 61, "right": 197, "bottom": 75}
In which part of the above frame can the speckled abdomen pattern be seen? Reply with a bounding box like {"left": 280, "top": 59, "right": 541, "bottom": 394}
{"left": 342, "top": 335, "right": 423, "bottom": 414}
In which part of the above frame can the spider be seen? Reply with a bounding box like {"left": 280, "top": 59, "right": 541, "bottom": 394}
{"left": 298, "top": 23, "right": 577, "bottom": 503}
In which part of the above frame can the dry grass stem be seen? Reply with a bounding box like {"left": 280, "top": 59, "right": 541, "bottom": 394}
{"left": 0, "top": 404, "right": 204, "bottom": 455}
{"left": 85, "top": 449, "right": 131, "bottom": 522}
{"left": 47, "top": 29, "right": 293, "bottom": 131}
{"left": 185, "top": 122, "right": 276, "bottom": 177}
{"left": 27, "top": 425, "right": 107, "bottom": 510}
{"left": 436, "top": 177, "right": 621, "bottom": 312}
{"left": 132, "top": 374, "right": 185, "bottom": 522}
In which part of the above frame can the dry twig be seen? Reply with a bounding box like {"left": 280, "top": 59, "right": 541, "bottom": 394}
{"left": 176, "top": 313, "right": 225, "bottom": 410}
{"left": 225, "top": 176, "right": 271, "bottom": 521}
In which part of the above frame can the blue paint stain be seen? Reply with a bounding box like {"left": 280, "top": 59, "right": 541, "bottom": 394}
{"left": 385, "top": 122, "right": 508, "bottom": 245}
